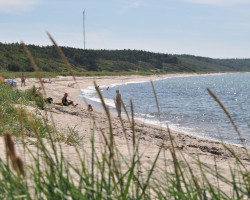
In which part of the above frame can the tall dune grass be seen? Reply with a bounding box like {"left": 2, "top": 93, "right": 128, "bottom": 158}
{"left": 0, "top": 35, "right": 249, "bottom": 199}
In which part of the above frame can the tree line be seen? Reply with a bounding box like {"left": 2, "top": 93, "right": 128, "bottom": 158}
{"left": 0, "top": 42, "right": 249, "bottom": 73}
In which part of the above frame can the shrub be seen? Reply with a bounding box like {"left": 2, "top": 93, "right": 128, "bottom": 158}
{"left": 34, "top": 94, "right": 45, "bottom": 110}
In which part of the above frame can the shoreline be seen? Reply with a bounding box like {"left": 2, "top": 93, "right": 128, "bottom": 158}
{"left": 15, "top": 72, "right": 249, "bottom": 151}
{"left": 79, "top": 72, "right": 249, "bottom": 149}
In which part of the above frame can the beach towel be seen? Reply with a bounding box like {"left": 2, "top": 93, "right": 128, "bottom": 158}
{"left": 55, "top": 102, "right": 63, "bottom": 106}
{"left": 6, "top": 80, "right": 17, "bottom": 87}
{"left": 0, "top": 77, "right": 5, "bottom": 82}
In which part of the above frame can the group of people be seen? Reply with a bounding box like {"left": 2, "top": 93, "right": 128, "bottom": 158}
{"left": 62, "top": 93, "right": 94, "bottom": 111}
{"left": 61, "top": 93, "right": 94, "bottom": 111}
{"left": 58, "top": 90, "right": 121, "bottom": 116}
{"left": 21, "top": 74, "right": 53, "bottom": 87}
{"left": 23, "top": 73, "right": 126, "bottom": 114}
{"left": 33, "top": 81, "right": 123, "bottom": 116}
{"left": 60, "top": 89, "right": 121, "bottom": 117}
{"left": 35, "top": 90, "right": 80, "bottom": 108}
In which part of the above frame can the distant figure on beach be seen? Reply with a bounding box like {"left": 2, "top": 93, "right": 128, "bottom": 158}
{"left": 62, "top": 93, "right": 78, "bottom": 107}
{"left": 21, "top": 73, "right": 26, "bottom": 87}
{"left": 88, "top": 104, "right": 93, "bottom": 112}
{"left": 35, "top": 87, "right": 42, "bottom": 97}
{"left": 115, "top": 90, "right": 121, "bottom": 117}
{"left": 107, "top": 86, "right": 109, "bottom": 90}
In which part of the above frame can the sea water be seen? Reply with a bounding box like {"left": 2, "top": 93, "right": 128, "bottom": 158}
{"left": 80, "top": 73, "right": 250, "bottom": 147}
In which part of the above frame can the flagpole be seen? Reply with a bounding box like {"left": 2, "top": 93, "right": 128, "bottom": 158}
{"left": 83, "top": 10, "right": 85, "bottom": 49}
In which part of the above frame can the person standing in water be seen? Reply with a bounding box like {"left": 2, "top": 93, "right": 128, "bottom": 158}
{"left": 115, "top": 90, "right": 121, "bottom": 117}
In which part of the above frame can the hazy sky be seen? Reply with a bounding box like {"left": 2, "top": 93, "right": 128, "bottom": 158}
{"left": 1, "top": 0, "right": 250, "bottom": 58}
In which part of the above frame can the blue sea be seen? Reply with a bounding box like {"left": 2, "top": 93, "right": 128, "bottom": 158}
{"left": 80, "top": 73, "right": 250, "bottom": 147}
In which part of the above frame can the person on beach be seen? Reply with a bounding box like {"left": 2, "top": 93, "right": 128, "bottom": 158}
{"left": 21, "top": 73, "right": 26, "bottom": 87}
{"left": 88, "top": 104, "right": 93, "bottom": 112}
{"left": 35, "top": 87, "right": 42, "bottom": 97}
{"left": 115, "top": 90, "right": 121, "bottom": 117}
{"left": 62, "top": 93, "right": 78, "bottom": 107}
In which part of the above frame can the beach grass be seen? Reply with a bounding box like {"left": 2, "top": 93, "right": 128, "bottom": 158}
{"left": 0, "top": 37, "right": 249, "bottom": 199}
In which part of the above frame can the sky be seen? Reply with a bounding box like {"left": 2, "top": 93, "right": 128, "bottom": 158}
{"left": 1, "top": 0, "right": 250, "bottom": 58}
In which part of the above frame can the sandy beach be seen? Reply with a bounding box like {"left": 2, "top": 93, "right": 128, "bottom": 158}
{"left": 1, "top": 73, "right": 249, "bottom": 195}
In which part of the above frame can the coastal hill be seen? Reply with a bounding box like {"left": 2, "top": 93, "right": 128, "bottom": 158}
{"left": 1, "top": 42, "right": 250, "bottom": 73}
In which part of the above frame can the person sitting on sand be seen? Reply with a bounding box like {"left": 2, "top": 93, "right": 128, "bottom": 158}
{"left": 35, "top": 87, "right": 42, "bottom": 97}
{"left": 62, "top": 93, "right": 78, "bottom": 107}
{"left": 87, "top": 104, "right": 93, "bottom": 112}
{"left": 115, "top": 90, "right": 121, "bottom": 117}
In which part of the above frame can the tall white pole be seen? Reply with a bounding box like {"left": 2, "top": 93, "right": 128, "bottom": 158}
{"left": 83, "top": 10, "right": 85, "bottom": 49}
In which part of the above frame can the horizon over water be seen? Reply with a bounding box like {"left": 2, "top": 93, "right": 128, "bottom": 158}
{"left": 80, "top": 73, "right": 250, "bottom": 147}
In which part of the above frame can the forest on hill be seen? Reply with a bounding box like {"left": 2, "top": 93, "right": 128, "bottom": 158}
{"left": 0, "top": 42, "right": 250, "bottom": 74}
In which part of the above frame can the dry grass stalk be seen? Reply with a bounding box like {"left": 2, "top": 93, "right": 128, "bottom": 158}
{"left": 130, "top": 99, "right": 136, "bottom": 151}
{"left": 13, "top": 156, "right": 25, "bottom": 177}
{"left": 46, "top": 32, "right": 91, "bottom": 107}
{"left": 206, "top": 88, "right": 245, "bottom": 144}
{"left": 94, "top": 81, "right": 111, "bottom": 123}
{"left": 167, "top": 126, "right": 181, "bottom": 193}
{"left": 46, "top": 32, "right": 76, "bottom": 83}
{"left": 150, "top": 80, "right": 160, "bottom": 115}
{"left": 0, "top": 106, "right": 5, "bottom": 131}
{"left": 221, "top": 143, "right": 247, "bottom": 171}
{"left": 150, "top": 80, "right": 166, "bottom": 148}
{"left": 94, "top": 81, "right": 115, "bottom": 152}
{"left": 121, "top": 99, "right": 131, "bottom": 125}
{"left": 118, "top": 99, "right": 132, "bottom": 156}
{"left": 17, "top": 108, "right": 25, "bottom": 141}
{"left": 4, "top": 132, "right": 25, "bottom": 177}
{"left": 21, "top": 42, "right": 46, "bottom": 96}
{"left": 26, "top": 112, "right": 41, "bottom": 141}
{"left": 4, "top": 131, "right": 16, "bottom": 159}
{"left": 182, "top": 155, "right": 202, "bottom": 199}
{"left": 22, "top": 41, "right": 60, "bottom": 150}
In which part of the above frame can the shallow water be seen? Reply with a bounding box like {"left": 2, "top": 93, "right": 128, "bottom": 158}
{"left": 80, "top": 73, "right": 250, "bottom": 147}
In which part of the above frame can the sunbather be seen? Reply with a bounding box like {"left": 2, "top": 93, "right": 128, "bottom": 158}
{"left": 62, "top": 93, "right": 78, "bottom": 107}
